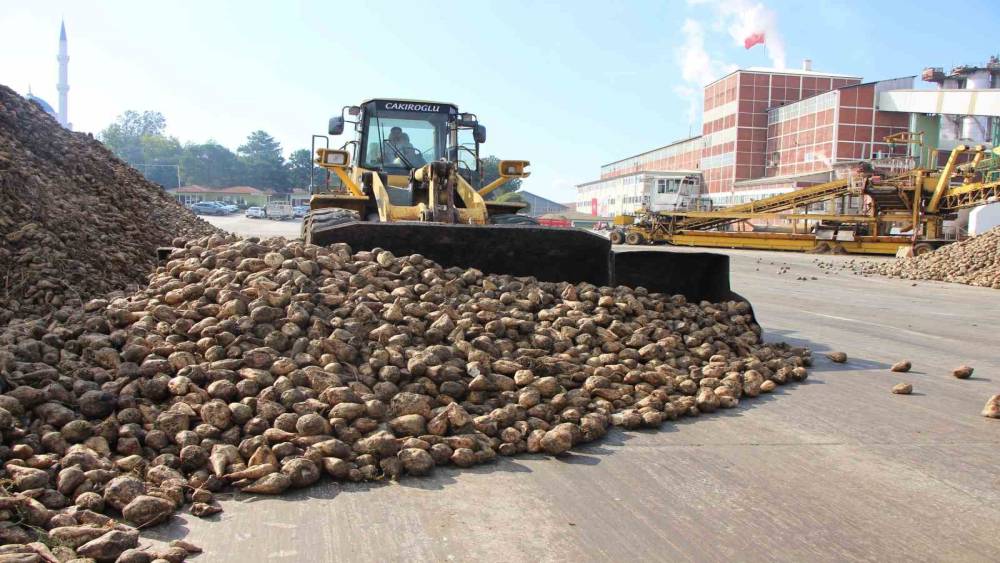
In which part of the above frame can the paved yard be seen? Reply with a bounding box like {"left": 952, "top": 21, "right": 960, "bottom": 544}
{"left": 163, "top": 234, "right": 999, "bottom": 562}
{"left": 202, "top": 214, "right": 301, "bottom": 238}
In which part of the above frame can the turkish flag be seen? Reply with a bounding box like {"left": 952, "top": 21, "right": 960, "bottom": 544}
{"left": 744, "top": 32, "right": 765, "bottom": 49}
{"left": 591, "top": 198, "right": 598, "bottom": 216}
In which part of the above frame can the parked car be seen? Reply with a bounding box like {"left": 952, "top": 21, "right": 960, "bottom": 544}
{"left": 197, "top": 201, "right": 227, "bottom": 214}
{"left": 245, "top": 206, "right": 266, "bottom": 219}
{"left": 293, "top": 205, "right": 309, "bottom": 218}
{"left": 206, "top": 201, "right": 237, "bottom": 214}
{"left": 190, "top": 201, "right": 226, "bottom": 215}
{"left": 265, "top": 202, "right": 294, "bottom": 220}
{"left": 198, "top": 201, "right": 237, "bottom": 214}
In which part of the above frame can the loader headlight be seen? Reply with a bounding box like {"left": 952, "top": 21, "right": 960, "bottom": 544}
{"left": 498, "top": 160, "right": 531, "bottom": 178}
{"left": 317, "top": 149, "right": 349, "bottom": 167}
{"left": 325, "top": 152, "right": 347, "bottom": 165}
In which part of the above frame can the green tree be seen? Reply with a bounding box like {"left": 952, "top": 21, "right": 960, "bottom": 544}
{"left": 99, "top": 111, "right": 167, "bottom": 164}
{"left": 100, "top": 110, "right": 166, "bottom": 141}
{"left": 286, "top": 148, "right": 323, "bottom": 190}
{"left": 495, "top": 190, "right": 531, "bottom": 213}
{"left": 98, "top": 111, "right": 181, "bottom": 187}
{"left": 138, "top": 134, "right": 182, "bottom": 188}
{"left": 180, "top": 142, "right": 244, "bottom": 187}
{"left": 238, "top": 130, "right": 289, "bottom": 191}
{"left": 478, "top": 155, "right": 522, "bottom": 199}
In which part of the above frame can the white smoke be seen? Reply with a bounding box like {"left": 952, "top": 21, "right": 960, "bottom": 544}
{"left": 674, "top": 1, "right": 787, "bottom": 124}
{"left": 674, "top": 19, "right": 737, "bottom": 123}
{"left": 690, "top": 0, "right": 787, "bottom": 69}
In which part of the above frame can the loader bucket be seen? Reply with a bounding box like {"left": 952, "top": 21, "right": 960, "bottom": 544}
{"left": 308, "top": 222, "right": 751, "bottom": 315}
{"left": 310, "top": 222, "right": 613, "bottom": 286}
{"left": 612, "top": 250, "right": 745, "bottom": 303}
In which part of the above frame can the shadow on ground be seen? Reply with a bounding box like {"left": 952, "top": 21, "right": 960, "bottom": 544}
{"left": 764, "top": 327, "right": 891, "bottom": 372}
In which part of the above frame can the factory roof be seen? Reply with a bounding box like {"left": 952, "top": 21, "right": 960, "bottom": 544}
{"left": 600, "top": 136, "right": 703, "bottom": 168}
{"left": 706, "top": 67, "right": 862, "bottom": 88}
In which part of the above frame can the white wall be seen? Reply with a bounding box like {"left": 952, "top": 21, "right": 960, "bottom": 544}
{"left": 576, "top": 172, "right": 702, "bottom": 217}
{"left": 576, "top": 175, "right": 650, "bottom": 217}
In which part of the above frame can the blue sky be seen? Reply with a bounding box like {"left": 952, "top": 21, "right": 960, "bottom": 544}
{"left": 3, "top": 0, "right": 998, "bottom": 201}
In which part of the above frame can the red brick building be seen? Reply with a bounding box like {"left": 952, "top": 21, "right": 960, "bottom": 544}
{"left": 577, "top": 64, "right": 919, "bottom": 212}
{"left": 700, "top": 68, "right": 861, "bottom": 196}
{"left": 764, "top": 77, "right": 912, "bottom": 178}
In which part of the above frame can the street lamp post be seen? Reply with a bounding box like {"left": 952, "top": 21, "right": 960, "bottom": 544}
{"left": 136, "top": 163, "right": 182, "bottom": 189}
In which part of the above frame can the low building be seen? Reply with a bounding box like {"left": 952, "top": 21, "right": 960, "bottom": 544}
{"left": 291, "top": 189, "right": 310, "bottom": 207}
{"left": 576, "top": 170, "right": 703, "bottom": 218}
{"left": 168, "top": 185, "right": 270, "bottom": 207}
{"left": 267, "top": 189, "right": 311, "bottom": 207}
{"left": 600, "top": 136, "right": 702, "bottom": 179}
{"left": 516, "top": 191, "right": 567, "bottom": 217}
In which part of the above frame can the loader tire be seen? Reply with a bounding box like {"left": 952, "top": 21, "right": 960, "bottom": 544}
{"left": 302, "top": 208, "right": 360, "bottom": 245}
{"left": 609, "top": 230, "right": 625, "bottom": 245}
{"left": 490, "top": 213, "right": 539, "bottom": 225}
{"left": 913, "top": 242, "right": 934, "bottom": 256}
{"left": 624, "top": 232, "right": 644, "bottom": 245}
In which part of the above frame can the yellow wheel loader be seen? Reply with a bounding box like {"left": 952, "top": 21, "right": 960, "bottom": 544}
{"left": 303, "top": 98, "right": 746, "bottom": 306}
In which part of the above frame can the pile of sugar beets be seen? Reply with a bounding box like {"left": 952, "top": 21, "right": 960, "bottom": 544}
{"left": 853, "top": 226, "right": 1000, "bottom": 289}
{"left": 0, "top": 234, "right": 811, "bottom": 561}
{"left": 0, "top": 84, "right": 220, "bottom": 325}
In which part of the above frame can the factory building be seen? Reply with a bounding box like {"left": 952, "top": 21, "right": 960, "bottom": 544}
{"left": 515, "top": 191, "right": 568, "bottom": 217}
{"left": 706, "top": 77, "right": 917, "bottom": 208}
{"left": 575, "top": 57, "right": 1000, "bottom": 217}
{"left": 920, "top": 58, "right": 1000, "bottom": 149}
{"left": 765, "top": 77, "right": 912, "bottom": 177}
{"left": 599, "top": 137, "right": 702, "bottom": 180}
{"left": 576, "top": 170, "right": 704, "bottom": 217}
{"left": 699, "top": 65, "right": 861, "bottom": 197}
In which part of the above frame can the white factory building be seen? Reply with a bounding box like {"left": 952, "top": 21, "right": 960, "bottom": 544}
{"left": 575, "top": 170, "right": 705, "bottom": 218}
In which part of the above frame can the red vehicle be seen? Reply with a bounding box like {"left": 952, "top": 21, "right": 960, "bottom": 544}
{"left": 538, "top": 217, "right": 572, "bottom": 228}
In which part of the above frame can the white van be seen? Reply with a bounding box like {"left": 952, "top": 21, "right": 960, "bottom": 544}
{"left": 265, "top": 202, "right": 293, "bottom": 220}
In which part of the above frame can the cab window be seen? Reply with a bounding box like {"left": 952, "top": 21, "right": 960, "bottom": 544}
{"left": 363, "top": 112, "right": 446, "bottom": 170}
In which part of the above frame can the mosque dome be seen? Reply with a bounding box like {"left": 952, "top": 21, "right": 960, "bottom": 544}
{"left": 26, "top": 93, "right": 57, "bottom": 117}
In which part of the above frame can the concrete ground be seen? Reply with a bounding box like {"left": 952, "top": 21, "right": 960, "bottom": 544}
{"left": 157, "top": 228, "right": 1000, "bottom": 562}
{"left": 202, "top": 214, "right": 302, "bottom": 238}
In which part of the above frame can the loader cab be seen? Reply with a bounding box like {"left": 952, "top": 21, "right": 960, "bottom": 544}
{"left": 648, "top": 173, "right": 705, "bottom": 212}
{"left": 356, "top": 99, "right": 461, "bottom": 179}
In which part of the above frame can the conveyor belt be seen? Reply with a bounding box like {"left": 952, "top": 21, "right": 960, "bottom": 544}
{"left": 668, "top": 178, "right": 852, "bottom": 231}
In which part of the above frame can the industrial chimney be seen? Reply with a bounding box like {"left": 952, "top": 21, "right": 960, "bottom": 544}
{"left": 802, "top": 59, "right": 813, "bottom": 71}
